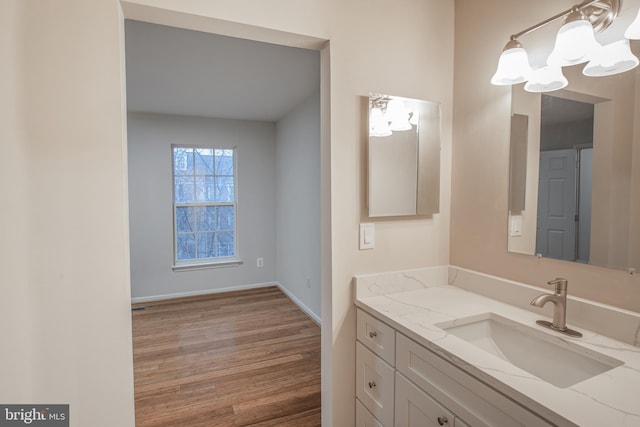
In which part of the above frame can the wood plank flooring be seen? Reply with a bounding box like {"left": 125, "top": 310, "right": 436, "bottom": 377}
{"left": 131, "top": 286, "right": 321, "bottom": 427}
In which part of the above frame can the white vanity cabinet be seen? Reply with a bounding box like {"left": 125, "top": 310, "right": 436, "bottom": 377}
{"left": 356, "top": 342, "right": 395, "bottom": 427}
{"left": 355, "top": 308, "right": 555, "bottom": 427}
{"left": 355, "top": 309, "right": 396, "bottom": 427}
{"left": 395, "top": 373, "right": 464, "bottom": 427}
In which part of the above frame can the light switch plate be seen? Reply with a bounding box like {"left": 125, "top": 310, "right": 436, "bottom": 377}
{"left": 510, "top": 215, "right": 523, "bottom": 237}
{"left": 360, "top": 223, "right": 375, "bottom": 250}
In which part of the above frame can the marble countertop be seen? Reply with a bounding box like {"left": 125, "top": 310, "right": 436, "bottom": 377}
{"left": 354, "top": 281, "right": 640, "bottom": 427}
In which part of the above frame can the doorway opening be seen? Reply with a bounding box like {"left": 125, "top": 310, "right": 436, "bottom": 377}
{"left": 122, "top": 13, "right": 329, "bottom": 426}
{"left": 536, "top": 95, "right": 593, "bottom": 263}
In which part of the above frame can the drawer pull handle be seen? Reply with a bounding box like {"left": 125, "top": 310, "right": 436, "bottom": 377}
{"left": 369, "top": 331, "right": 378, "bottom": 338}
{"left": 437, "top": 416, "right": 449, "bottom": 425}
{"left": 368, "top": 381, "right": 376, "bottom": 389}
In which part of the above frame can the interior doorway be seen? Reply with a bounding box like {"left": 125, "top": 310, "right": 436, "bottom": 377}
{"left": 536, "top": 95, "right": 593, "bottom": 263}
{"left": 121, "top": 10, "right": 330, "bottom": 425}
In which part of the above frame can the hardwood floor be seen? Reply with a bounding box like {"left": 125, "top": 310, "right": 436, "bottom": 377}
{"left": 131, "top": 286, "right": 321, "bottom": 427}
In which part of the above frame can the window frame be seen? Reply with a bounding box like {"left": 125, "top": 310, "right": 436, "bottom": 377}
{"left": 171, "top": 144, "right": 241, "bottom": 270}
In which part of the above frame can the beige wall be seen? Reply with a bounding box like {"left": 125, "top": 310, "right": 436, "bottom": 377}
{"left": 1, "top": 0, "right": 33, "bottom": 402}
{"left": 452, "top": 0, "right": 640, "bottom": 312}
{"left": 1, "top": 1, "right": 135, "bottom": 426}
{"left": 630, "top": 74, "right": 640, "bottom": 270}
{"left": 123, "top": 2, "right": 455, "bottom": 424}
{"left": 4, "top": 0, "right": 454, "bottom": 425}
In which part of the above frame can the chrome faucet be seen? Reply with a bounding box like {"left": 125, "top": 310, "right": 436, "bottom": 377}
{"left": 530, "top": 278, "right": 582, "bottom": 337}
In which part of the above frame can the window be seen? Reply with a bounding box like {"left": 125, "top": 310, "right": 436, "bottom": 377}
{"left": 172, "top": 146, "right": 238, "bottom": 267}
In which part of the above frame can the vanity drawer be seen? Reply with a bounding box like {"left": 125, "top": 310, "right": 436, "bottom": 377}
{"left": 357, "top": 309, "right": 395, "bottom": 365}
{"left": 356, "top": 399, "right": 384, "bottom": 427}
{"left": 396, "top": 333, "right": 553, "bottom": 427}
{"left": 395, "top": 372, "right": 456, "bottom": 427}
{"left": 356, "top": 342, "right": 395, "bottom": 427}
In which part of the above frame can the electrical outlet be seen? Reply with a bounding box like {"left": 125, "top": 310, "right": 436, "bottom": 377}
{"left": 306, "top": 277, "right": 311, "bottom": 288}
{"left": 257, "top": 258, "right": 264, "bottom": 267}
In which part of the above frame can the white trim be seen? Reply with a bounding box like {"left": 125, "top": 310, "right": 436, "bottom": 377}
{"left": 130, "top": 281, "right": 275, "bottom": 304}
{"left": 172, "top": 259, "right": 243, "bottom": 271}
{"left": 276, "top": 282, "right": 322, "bottom": 326}
{"left": 131, "top": 281, "right": 322, "bottom": 326}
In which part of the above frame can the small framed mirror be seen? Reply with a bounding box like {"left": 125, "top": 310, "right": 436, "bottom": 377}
{"left": 367, "top": 93, "right": 441, "bottom": 217}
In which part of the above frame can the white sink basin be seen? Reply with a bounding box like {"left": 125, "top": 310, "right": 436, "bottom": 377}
{"left": 437, "top": 313, "right": 623, "bottom": 388}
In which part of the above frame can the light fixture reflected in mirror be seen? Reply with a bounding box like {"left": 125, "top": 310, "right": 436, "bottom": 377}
{"left": 369, "top": 95, "right": 418, "bottom": 137}
{"left": 491, "top": 0, "right": 640, "bottom": 92}
{"left": 370, "top": 107, "right": 392, "bottom": 137}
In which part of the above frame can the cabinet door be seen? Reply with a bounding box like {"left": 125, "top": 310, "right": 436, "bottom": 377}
{"left": 396, "top": 334, "right": 551, "bottom": 427}
{"left": 395, "top": 373, "right": 454, "bottom": 427}
{"left": 356, "top": 342, "right": 395, "bottom": 427}
{"left": 356, "top": 399, "right": 384, "bottom": 427}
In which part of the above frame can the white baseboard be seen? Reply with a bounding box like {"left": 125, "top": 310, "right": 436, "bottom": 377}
{"left": 130, "top": 282, "right": 276, "bottom": 304}
{"left": 130, "top": 282, "right": 322, "bottom": 327}
{"left": 276, "top": 282, "right": 322, "bottom": 326}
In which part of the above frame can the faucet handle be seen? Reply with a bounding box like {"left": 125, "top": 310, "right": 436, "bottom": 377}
{"left": 547, "top": 277, "right": 568, "bottom": 293}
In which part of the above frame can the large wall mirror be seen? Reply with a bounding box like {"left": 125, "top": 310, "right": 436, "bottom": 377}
{"left": 507, "top": 51, "right": 640, "bottom": 272}
{"left": 367, "top": 94, "right": 441, "bottom": 217}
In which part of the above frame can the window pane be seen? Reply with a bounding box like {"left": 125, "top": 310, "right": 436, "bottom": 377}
{"left": 217, "top": 231, "right": 235, "bottom": 257}
{"left": 197, "top": 232, "right": 216, "bottom": 258}
{"left": 195, "top": 176, "right": 215, "bottom": 202}
{"left": 217, "top": 206, "right": 234, "bottom": 230}
{"left": 173, "top": 147, "right": 237, "bottom": 264}
{"left": 215, "top": 177, "right": 234, "bottom": 202}
{"left": 174, "top": 176, "right": 194, "bottom": 203}
{"left": 173, "top": 147, "right": 193, "bottom": 176}
{"left": 215, "top": 150, "right": 234, "bottom": 175}
{"left": 176, "top": 207, "right": 195, "bottom": 232}
{"left": 195, "top": 148, "right": 214, "bottom": 175}
{"left": 177, "top": 233, "right": 196, "bottom": 260}
{"left": 197, "top": 207, "right": 216, "bottom": 231}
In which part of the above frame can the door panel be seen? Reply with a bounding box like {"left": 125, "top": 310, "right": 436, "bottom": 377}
{"left": 536, "top": 149, "right": 576, "bottom": 261}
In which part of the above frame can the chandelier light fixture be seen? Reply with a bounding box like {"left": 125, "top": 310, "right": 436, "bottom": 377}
{"left": 492, "top": 0, "right": 640, "bottom": 93}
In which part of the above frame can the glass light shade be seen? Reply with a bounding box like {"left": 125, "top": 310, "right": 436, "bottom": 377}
{"left": 370, "top": 107, "right": 392, "bottom": 137}
{"left": 548, "top": 13, "right": 600, "bottom": 66}
{"left": 384, "top": 99, "right": 407, "bottom": 122}
{"left": 409, "top": 110, "right": 419, "bottom": 126}
{"left": 389, "top": 116, "right": 412, "bottom": 131}
{"left": 524, "top": 66, "right": 568, "bottom": 92}
{"left": 583, "top": 39, "right": 639, "bottom": 76}
{"left": 369, "top": 107, "right": 383, "bottom": 131}
{"left": 491, "top": 46, "right": 532, "bottom": 85}
{"left": 625, "top": 8, "right": 640, "bottom": 39}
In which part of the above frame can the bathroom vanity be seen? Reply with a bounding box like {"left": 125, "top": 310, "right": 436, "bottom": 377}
{"left": 354, "top": 267, "right": 640, "bottom": 427}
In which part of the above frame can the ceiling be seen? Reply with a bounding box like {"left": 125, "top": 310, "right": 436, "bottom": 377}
{"left": 124, "top": 20, "right": 320, "bottom": 122}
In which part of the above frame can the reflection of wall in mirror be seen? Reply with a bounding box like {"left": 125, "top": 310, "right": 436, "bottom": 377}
{"left": 565, "top": 65, "right": 635, "bottom": 270}
{"left": 508, "top": 89, "right": 540, "bottom": 256}
{"left": 368, "top": 130, "right": 418, "bottom": 216}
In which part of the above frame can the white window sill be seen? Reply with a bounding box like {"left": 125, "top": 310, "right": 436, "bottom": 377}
{"left": 172, "top": 259, "right": 243, "bottom": 272}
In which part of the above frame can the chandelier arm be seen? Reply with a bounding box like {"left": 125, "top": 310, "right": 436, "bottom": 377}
{"left": 509, "top": 0, "right": 615, "bottom": 41}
